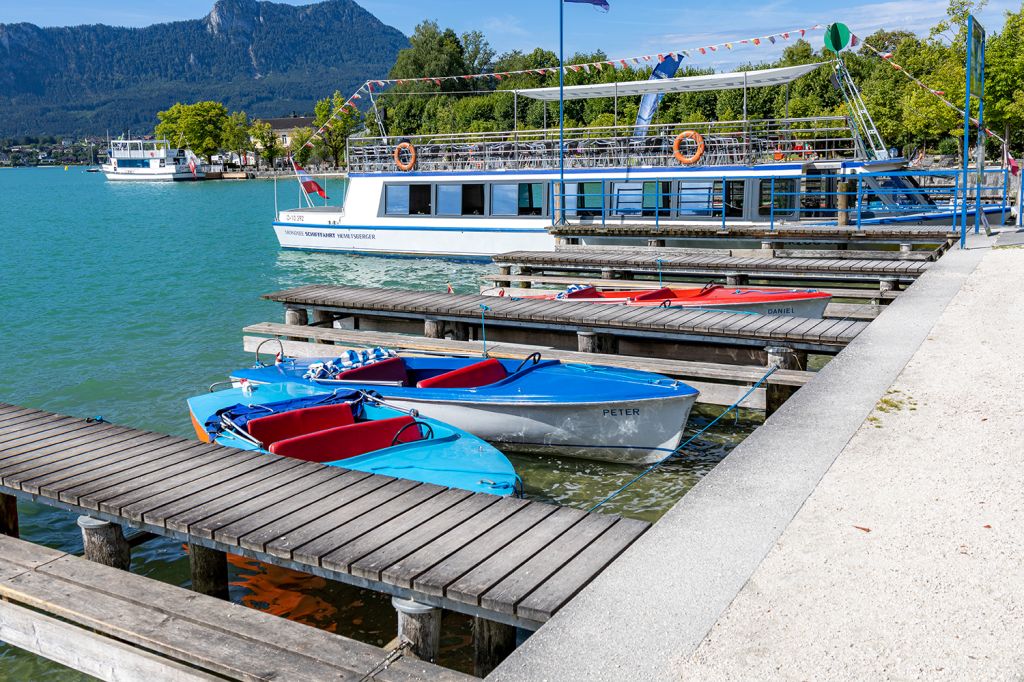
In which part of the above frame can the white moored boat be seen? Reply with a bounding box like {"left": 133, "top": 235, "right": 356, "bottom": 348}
{"left": 273, "top": 59, "right": 1009, "bottom": 259}
{"left": 102, "top": 139, "right": 204, "bottom": 182}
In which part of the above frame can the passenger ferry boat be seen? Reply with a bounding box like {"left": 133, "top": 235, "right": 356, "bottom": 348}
{"left": 101, "top": 139, "right": 204, "bottom": 182}
{"left": 273, "top": 61, "right": 1003, "bottom": 259}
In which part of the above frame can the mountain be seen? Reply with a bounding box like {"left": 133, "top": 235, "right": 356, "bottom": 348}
{"left": 0, "top": 0, "right": 408, "bottom": 137}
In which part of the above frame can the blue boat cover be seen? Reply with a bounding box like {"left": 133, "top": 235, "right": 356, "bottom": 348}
{"left": 204, "top": 390, "right": 364, "bottom": 440}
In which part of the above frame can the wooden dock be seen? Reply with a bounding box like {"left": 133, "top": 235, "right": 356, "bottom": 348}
{"left": 0, "top": 403, "right": 647, "bottom": 631}
{"left": 548, "top": 221, "right": 955, "bottom": 244}
{"left": 262, "top": 284, "right": 868, "bottom": 354}
{"left": 0, "top": 534, "right": 468, "bottom": 681}
{"left": 493, "top": 248, "right": 930, "bottom": 285}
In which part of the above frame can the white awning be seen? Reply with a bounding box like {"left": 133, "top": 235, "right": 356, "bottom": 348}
{"left": 516, "top": 62, "right": 827, "bottom": 101}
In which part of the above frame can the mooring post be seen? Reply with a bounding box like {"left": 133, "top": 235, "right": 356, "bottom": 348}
{"left": 497, "top": 265, "right": 512, "bottom": 288}
{"left": 424, "top": 317, "right": 445, "bottom": 339}
{"left": 77, "top": 516, "right": 130, "bottom": 570}
{"left": 600, "top": 267, "right": 621, "bottom": 281}
{"left": 899, "top": 242, "right": 913, "bottom": 257}
{"left": 0, "top": 493, "right": 19, "bottom": 539}
{"left": 726, "top": 273, "right": 749, "bottom": 286}
{"left": 473, "top": 617, "right": 517, "bottom": 677}
{"left": 310, "top": 308, "right": 334, "bottom": 327}
{"left": 450, "top": 322, "right": 471, "bottom": 341}
{"left": 392, "top": 597, "right": 441, "bottom": 662}
{"left": 577, "top": 330, "right": 618, "bottom": 354}
{"left": 879, "top": 277, "right": 899, "bottom": 295}
{"left": 765, "top": 345, "right": 802, "bottom": 416}
{"left": 837, "top": 180, "right": 850, "bottom": 226}
{"left": 284, "top": 306, "right": 309, "bottom": 342}
{"left": 189, "top": 543, "right": 229, "bottom": 600}
{"left": 647, "top": 238, "right": 666, "bottom": 248}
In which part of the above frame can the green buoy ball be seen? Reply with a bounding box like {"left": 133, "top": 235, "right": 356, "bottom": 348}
{"left": 824, "top": 22, "right": 851, "bottom": 53}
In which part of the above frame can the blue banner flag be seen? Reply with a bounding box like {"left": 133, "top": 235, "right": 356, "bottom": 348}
{"left": 633, "top": 54, "right": 682, "bottom": 137}
{"left": 565, "top": 0, "right": 610, "bottom": 10}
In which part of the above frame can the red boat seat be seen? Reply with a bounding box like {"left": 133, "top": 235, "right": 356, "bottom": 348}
{"left": 632, "top": 287, "right": 677, "bottom": 302}
{"left": 416, "top": 358, "right": 508, "bottom": 389}
{"left": 247, "top": 403, "right": 355, "bottom": 446}
{"left": 563, "top": 285, "right": 598, "bottom": 299}
{"left": 268, "top": 415, "right": 421, "bottom": 462}
{"left": 333, "top": 357, "right": 409, "bottom": 385}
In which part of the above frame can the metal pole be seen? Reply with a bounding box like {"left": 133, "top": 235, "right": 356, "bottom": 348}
{"left": 960, "top": 15, "right": 974, "bottom": 249}
{"left": 559, "top": 0, "right": 565, "bottom": 225}
{"left": 975, "top": 31, "right": 986, "bottom": 235}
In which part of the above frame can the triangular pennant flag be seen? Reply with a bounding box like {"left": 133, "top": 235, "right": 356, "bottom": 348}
{"left": 595, "top": 62, "right": 603, "bottom": 70}
{"left": 699, "top": 47, "right": 706, "bottom": 55}
{"left": 753, "top": 38, "right": 761, "bottom": 45}
{"left": 351, "top": 93, "right": 361, "bottom": 100}
{"left": 433, "top": 78, "right": 441, "bottom": 85}
{"left": 620, "top": 59, "right": 628, "bottom": 67}
{"left": 658, "top": 53, "right": 665, "bottom": 62}
{"left": 681, "top": 50, "right": 690, "bottom": 58}
{"left": 709, "top": 45, "right": 717, "bottom": 51}
{"left": 583, "top": 63, "right": 591, "bottom": 72}
{"left": 768, "top": 35, "right": 776, "bottom": 44}
{"left": 799, "top": 29, "right": 806, "bottom": 37}
{"left": 850, "top": 34, "right": 859, "bottom": 47}
{"left": 782, "top": 32, "right": 790, "bottom": 39}
{"left": 724, "top": 43, "right": 732, "bottom": 50}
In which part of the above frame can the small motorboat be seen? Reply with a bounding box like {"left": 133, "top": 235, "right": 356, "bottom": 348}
{"left": 522, "top": 283, "right": 831, "bottom": 318}
{"left": 229, "top": 348, "right": 700, "bottom": 465}
{"left": 186, "top": 382, "right": 520, "bottom": 496}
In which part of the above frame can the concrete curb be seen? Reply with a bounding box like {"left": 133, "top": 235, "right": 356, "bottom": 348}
{"left": 489, "top": 235, "right": 992, "bottom": 681}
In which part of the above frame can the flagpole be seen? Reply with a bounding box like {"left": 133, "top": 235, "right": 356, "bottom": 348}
{"left": 558, "top": 0, "right": 565, "bottom": 226}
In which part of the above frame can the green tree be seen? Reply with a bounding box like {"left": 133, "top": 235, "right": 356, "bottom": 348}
{"left": 249, "top": 120, "right": 284, "bottom": 170}
{"left": 221, "top": 111, "right": 251, "bottom": 167}
{"left": 154, "top": 101, "right": 229, "bottom": 163}
{"left": 288, "top": 127, "right": 316, "bottom": 166}
{"left": 314, "top": 91, "right": 362, "bottom": 167}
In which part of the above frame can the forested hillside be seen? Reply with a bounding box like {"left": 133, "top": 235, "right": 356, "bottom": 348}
{"left": 0, "top": 0, "right": 407, "bottom": 136}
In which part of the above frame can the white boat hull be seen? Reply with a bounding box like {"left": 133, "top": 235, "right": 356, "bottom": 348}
{"left": 380, "top": 393, "right": 699, "bottom": 464}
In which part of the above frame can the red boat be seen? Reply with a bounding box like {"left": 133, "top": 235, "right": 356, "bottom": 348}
{"left": 524, "top": 284, "right": 831, "bottom": 318}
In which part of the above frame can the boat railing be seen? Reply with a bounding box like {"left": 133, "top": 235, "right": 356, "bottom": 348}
{"left": 546, "top": 167, "right": 1011, "bottom": 230}
{"left": 347, "top": 117, "right": 858, "bottom": 173}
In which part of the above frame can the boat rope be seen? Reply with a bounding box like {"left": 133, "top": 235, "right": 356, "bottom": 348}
{"left": 85, "top": 416, "right": 106, "bottom": 424}
{"left": 358, "top": 638, "right": 412, "bottom": 681}
{"left": 588, "top": 365, "right": 778, "bottom": 513}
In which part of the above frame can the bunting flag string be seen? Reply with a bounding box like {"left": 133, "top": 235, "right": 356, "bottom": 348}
{"left": 857, "top": 36, "right": 1005, "bottom": 144}
{"left": 297, "top": 23, "right": 826, "bottom": 150}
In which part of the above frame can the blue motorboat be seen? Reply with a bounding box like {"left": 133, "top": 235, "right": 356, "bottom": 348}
{"left": 186, "top": 382, "right": 520, "bottom": 496}
{"left": 229, "top": 349, "right": 700, "bottom": 465}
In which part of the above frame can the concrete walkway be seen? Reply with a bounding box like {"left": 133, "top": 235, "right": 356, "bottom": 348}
{"left": 678, "top": 241, "right": 1024, "bottom": 679}
{"left": 492, "top": 235, "right": 1024, "bottom": 680}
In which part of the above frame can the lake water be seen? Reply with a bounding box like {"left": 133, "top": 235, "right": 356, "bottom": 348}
{"left": 0, "top": 167, "right": 761, "bottom": 678}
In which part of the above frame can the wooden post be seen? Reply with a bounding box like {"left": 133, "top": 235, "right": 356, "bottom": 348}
{"left": 726, "top": 273, "right": 749, "bottom": 286}
{"left": 450, "top": 322, "right": 471, "bottom": 341}
{"left": 899, "top": 243, "right": 913, "bottom": 257}
{"left": 77, "top": 517, "right": 130, "bottom": 570}
{"left": 189, "top": 543, "right": 229, "bottom": 600}
{"left": 577, "top": 330, "right": 618, "bottom": 354}
{"left": 284, "top": 307, "right": 308, "bottom": 342}
{"left": 647, "top": 238, "right": 666, "bottom": 248}
{"left": 0, "top": 493, "right": 18, "bottom": 539}
{"left": 424, "top": 318, "right": 445, "bottom": 339}
{"left": 516, "top": 267, "right": 533, "bottom": 289}
{"left": 311, "top": 309, "right": 335, "bottom": 327}
{"left": 497, "top": 265, "right": 513, "bottom": 288}
{"left": 392, "top": 597, "right": 441, "bottom": 662}
{"left": 600, "top": 267, "right": 622, "bottom": 280}
{"left": 879, "top": 277, "right": 899, "bottom": 295}
{"left": 765, "top": 345, "right": 803, "bottom": 416}
{"left": 473, "top": 617, "right": 516, "bottom": 677}
{"left": 837, "top": 180, "right": 850, "bottom": 226}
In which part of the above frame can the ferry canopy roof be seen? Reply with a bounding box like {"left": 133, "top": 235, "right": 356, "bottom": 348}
{"left": 516, "top": 62, "right": 828, "bottom": 101}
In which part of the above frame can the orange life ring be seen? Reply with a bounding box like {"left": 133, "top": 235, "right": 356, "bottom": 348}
{"left": 393, "top": 142, "right": 416, "bottom": 172}
{"left": 672, "top": 130, "right": 705, "bottom": 165}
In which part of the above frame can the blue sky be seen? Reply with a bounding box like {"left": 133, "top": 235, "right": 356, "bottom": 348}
{"left": 3, "top": 0, "right": 1018, "bottom": 69}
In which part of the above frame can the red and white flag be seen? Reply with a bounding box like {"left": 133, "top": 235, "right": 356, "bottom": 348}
{"left": 291, "top": 159, "right": 328, "bottom": 199}
{"left": 1006, "top": 147, "right": 1020, "bottom": 176}
{"left": 446, "top": 282, "right": 454, "bottom": 294}
{"left": 185, "top": 149, "right": 199, "bottom": 177}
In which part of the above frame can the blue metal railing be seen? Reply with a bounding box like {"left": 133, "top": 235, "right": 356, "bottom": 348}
{"left": 548, "top": 167, "right": 1011, "bottom": 234}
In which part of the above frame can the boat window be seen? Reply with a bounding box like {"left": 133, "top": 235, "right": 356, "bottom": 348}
{"left": 677, "top": 180, "right": 744, "bottom": 218}
{"left": 518, "top": 183, "right": 543, "bottom": 215}
{"left": 563, "top": 182, "right": 604, "bottom": 217}
{"left": 437, "top": 184, "right": 485, "bottom": 216}
{"left": 492, "top": 183, "right": 544, "bottom": 216}
{"left": 462, "top": 184, "right": 485, "bottom": 215}
{"left": 758, "top": 179, "right": 798, "bottom": 216}
{"left": 385, "top": 185, "right": 410, "bottom": 215}
{"left": 614, "top": 181, "right": 671, "bottom": 216}
{"left": 437, "top": 185, "right": 461, "bottom": 216}
{"left": 409, "top": 184, "right": 432, "bottom": 214}
{"left": 491, "top": 184, "right": 518, "bottom": 215}
{"left": 387, "top": 184, "right": 432, "bottom": 215}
